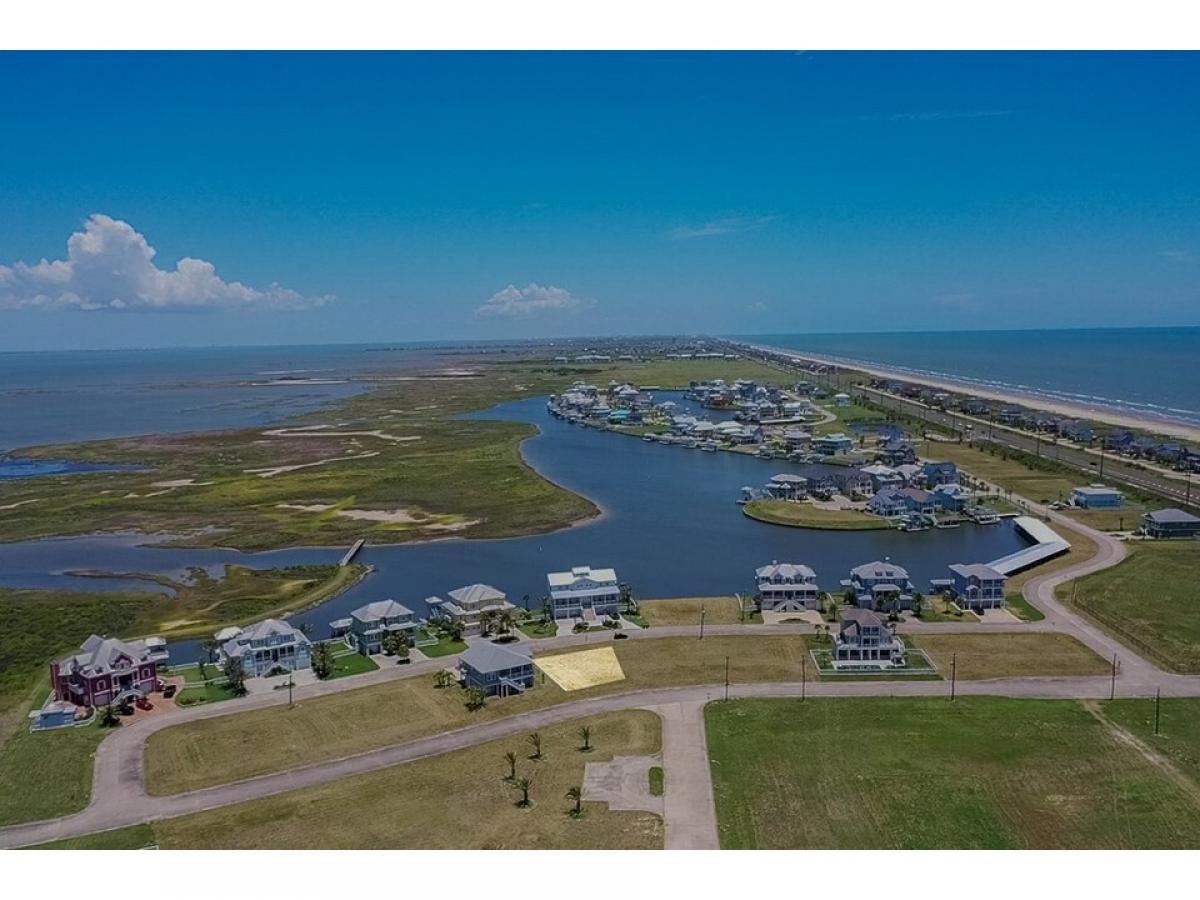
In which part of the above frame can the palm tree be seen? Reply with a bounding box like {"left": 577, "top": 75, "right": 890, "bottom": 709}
{"left": 498, "top": 611, "right": 515, "bottom": 636}
{"left": 199, "top": 638, "right": 219, "bottom": 663}
{"left": 527, "top": 731, "right": 542, "bottom": 760}
{"left": 99, "top": 704, "right": 120, "bottom": 728}
{"left": 504, "top": 750, "right": 517, "bottom": 781}
{"left": 578, "top": 725, "right": 592, "bottom": 752}
{"left": 565, "top": 785, "right": 583, "bottom": 818}
{"left": 512, "top": 776, "right": 532, "bottom": 808}
{"left": 479, "top": 610, "right": 496, "bottom": 637}
{"left": 433, "top": 670, "right": 450, "bottom": 689}
{"left": 813, "top": 623, "right": 823, "bottom": 643}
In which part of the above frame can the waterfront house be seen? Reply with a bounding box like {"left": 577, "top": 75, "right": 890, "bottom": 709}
{"left": 844, "top": 560, "right": 915, "bottom": 611}
{"left": 930, "top": 482, "right": 971, "bottom": 512}
{"left": 547, "top": 565, "right": 621, "bottom": 620}
{"left": 1104, "top": 429, "right": 1136, "bottom": 451}
{"left": 1142, "top": 508, "right": 1200, "bottom": 539}
{"left": 867, "top": 487, "right": 909, "bottom": 517}
{"left": 859, "top": 463, "right": 902, "bottom": 492}
{"left": 814, "top": 432, "right": 854, "bottom": 455}
{"left": 1071, "top": 485, "right": 1123, "bottom": 508}
{"left": 458, "top": 642, "right": 535, "bottom": 697}
{"left": 895, "top": 463, "right": 923, "bottom": 485}
{"left": 51, "top": 634, "right": 161, "bottom": 708}
{"left": 783, "top": 429, "right": 812, "bottom": 451}
{"left": 1059, "top": 421, "right": 1096, "bottom": 444}
{"left": 832, "top": 608, "right": 906, "bottom": 668}
{"left": 347, "top": 600, "right": 420, "bottom": 655}
{"left": 921, "top": 461, "right": 959, "bottom": 486}
{"left": 429, "top": 583, "right": 517, "bottom": 635}
{"left": 945, "top": 563, "right": 1007, "bottom": 610}
{"left": 832, "top": 470, "right": 874, "bottom": 499}
{"left": 755, "top": 561, "right": 820, "bottom": 611}
{"left": 833, "top": 392, "right": 851, "bottom": 407}
{"left": 765, "top": 472, "right": 808, "bottom": 499}
{"left": 219, "top": 618, "right": 312, "bottom": 677}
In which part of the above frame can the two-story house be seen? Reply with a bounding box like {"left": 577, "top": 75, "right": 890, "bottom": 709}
{"left": 755, "top": 561, "right": 820, "bottom": 611}
{"left": 428, "top": 583, "right": 516, "bottom": 635}
{"left": 51, "top": 634, "right": 161, "bottom": 708}
{"left": 921, "top": 461, "right": 959, "bottom": 486}
{"left": 218, "top": 618, "right": 312, "bottom": 677}
{"left": 459, "top": 643, "right": 535, "bottom": 697}
{"left": 946, "top": 563, "right": 1007, "bottom": 610}
{"left": 832, "top": 608, "right": 906, "bottom": 668}
{"left": 547, "top": 565, "right": 621, "bottom": 620}
{"left": 347, "top": 600, "right": 420, "bottom": 655}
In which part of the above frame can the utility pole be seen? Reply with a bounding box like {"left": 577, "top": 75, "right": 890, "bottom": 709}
{"left": 287, "top": 673, "right": 294, "bottom": 709}
{"left": 1099, "top": 444, "right": 1105, "bottom": 479}
{"left": 1154, "top": 688, "right": 1161, "bottom": 735}
{"left": 724, "top": 656, "right": 730, "bottom": 702}
{"left": 801, "top": 650, "right": 806, "bottom": 702}
{"left": 950, "top": 653, "right": 957, "bottom": 701}
{"left": 1110, "top": 654, "right": 1118, "bottom": 700}
{"left": 699, "top": 606, "right": 706, "bottom": 640}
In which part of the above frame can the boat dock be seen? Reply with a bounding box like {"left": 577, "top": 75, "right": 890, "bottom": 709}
{"left": 340, "top": 538, "right": 365, "bottom": 567}
{"left": 987, "top": 516, "right": 1071, "bottom": 575}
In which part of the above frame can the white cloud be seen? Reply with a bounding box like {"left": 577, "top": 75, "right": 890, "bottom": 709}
{"left": 667, "top": 215, "right": 779, "bottom": 240}
{"left": 476, "top": 283, "right": 586, "bottom": 318}
{"left": 0, "top": 214, "right": 330, "bottom": 312}
{"left": 1160, "top": 249, "right": 1195, "bottom": 264}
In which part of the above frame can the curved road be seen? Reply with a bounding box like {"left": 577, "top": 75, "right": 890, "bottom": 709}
{"left": 4, "top": 493, "right": 1197, "bottom": 849}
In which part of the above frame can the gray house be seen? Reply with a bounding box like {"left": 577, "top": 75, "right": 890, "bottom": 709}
{"left": 458, "top": 642, "right": 535, "bottom": 697}
{"left": 832, "top": 608, "right": 906, "bottom": 669}
{"left": 347, "top": 600, "right": 419, "bottom": 655}
{"left": 945, "top": 563, "right": 1007, "bottom": 610}
{"left": 1142, "top": 508, "right": 1200, "bottom": 539}
{"left": 755, "top": 561, "right": 820, "bottom": 611}
{"left": 219, "top": 618, "right": 311, "bottom": 678}
{"left": 428, "top": 583, "right": 517, "bottom": 635}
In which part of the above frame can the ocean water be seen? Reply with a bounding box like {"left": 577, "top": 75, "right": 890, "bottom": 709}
{"left": 743, "top": 327, "right": 1200, "bottom": 429}
{"left": 0, "top": 343, "right": 465, "bottom": 450}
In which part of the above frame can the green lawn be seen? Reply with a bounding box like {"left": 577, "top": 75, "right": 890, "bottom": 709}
{"left": 416, "top": 631, "right": 468, "bottom": 657}
{"left": 706, "top": 697, "right": 1200, "bottom": 848}
{"left": 517, "top": 618, "right": 559, "bottom": 639}
{"left": 1059, "top": 541, "right": 1200, "bottom": 673}
{"left": 29, "top": 824, "right": 158, "bottom": 850}
{"left": 1003, "top": 592, "right": 1046, "bottom": 622}
{"left": 329, "top": 648, "right": 381, "bottom": 678}
{"left": 648, "top": 766, "right": 664, "bottom": 797}
{"left": 176, "top": 680, "right": 239, "bottom": 706}
{"left": 0, "top": 721, "right": 107, "bottom": 827}
{"left": 1101, "top": 697, "right": 1200, "bottom": 786}
{"left": 743, "top": 499, "right": 889, "bottom": 530}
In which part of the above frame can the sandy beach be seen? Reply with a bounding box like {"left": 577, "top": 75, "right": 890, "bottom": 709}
{"left": 747, "top": 342, "right": 1200, "bottom": 445}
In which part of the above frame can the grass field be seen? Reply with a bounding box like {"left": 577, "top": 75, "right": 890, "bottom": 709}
{"left": 639, "top": 597, "right": 757, "bottom": 626}
{"left": 30, "top": 824, "right": 159, "bottom": 850}
{"left": 912, "top": 633, "right": 1108, "bottom": 680}
{"left": 329, "top": 649, "right": 380, "bottom": 678}
{"left": 145, "top": 632, "right": 1109, "bottom": 795}
{"left": 649, "top": 766, "right": 664, "bottom": 797}
{"left": 1101, "top": 698, "right": 1200, "bottom": 786}
{"left": 0, "top": 719, "right": 106, "bottom": 827}
{"left": 1058, "top": 541, "right": 1200, "bottom": 673}
{"left": 1003, "top": 592, "right": 1046, "bottom": 622}
{"left": 706, "top": 697, "right": 1200, "bottom": 848}
{"left": 743, "top": 499, "right": 889, "bottom": 530}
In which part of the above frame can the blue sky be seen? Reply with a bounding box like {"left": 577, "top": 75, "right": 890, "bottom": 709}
{"left": 0, "top": 51, "right": 1197, "bottom": 350}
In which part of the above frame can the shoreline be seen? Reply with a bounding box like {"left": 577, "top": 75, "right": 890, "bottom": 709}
{"left": 745, "top": 340, "right": 1200, "bottom": 445}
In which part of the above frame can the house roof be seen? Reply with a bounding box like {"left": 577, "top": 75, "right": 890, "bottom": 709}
{"left": 839, "top": 607, "right": 887, "bottom": 628}
{"left": 460, "top": 641, "right": 533, "bottom": 674}
{"left": 448, "top": 583, "right": 507, "bottom": 605}
{"left": 1072, "top": 485, "right": 1121, "bottom": 496}
{"left": 350, "top": 600, "right": 413, "bottom": 623}
{"left": 1145, "top": 508, "right": 1200, "bottom": 524}
{"left": 547, "top": 566, "right": 617, "bottom": 588}
{"left": 851, "top": 560, "right": 910, "bottom": 580}
{"left": 756, "top": 562, "right": 817, "bottom": 581}
{"left": 949, "top": 563, "right": 1004, "bottom": 580}
{"left": 58, "top": 634, "right": 153, "bottom": 676}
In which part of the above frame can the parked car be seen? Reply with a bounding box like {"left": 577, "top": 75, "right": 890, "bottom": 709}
{"left": 136, "top": 696, "right": 153, "bottom": 711}
{"left": 613, "top": 631, "right": 629, "bottom": 640}
{"left": 162, "top": 684, "right": 177, "bottom": 698}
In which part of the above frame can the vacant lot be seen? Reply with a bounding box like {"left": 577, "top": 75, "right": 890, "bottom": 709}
{"left": 0, "top": 719, "right": 107, "bottom": 828}
{"left": 639, "top": 597, "right": 753, "bottom": 626}
{"left": 1102, "top": 697, "right": 1200, "bottom": 787}
{"left": 1059, "top": 541, "right": 1200, "bottom": 673}
{"left": 34, "top": 711, "right": 663, "bottom": 850}
{"left": 146, "top": 632, "right": 1109, "bottom": 795}
{"left": 912, "top": 633, "right": 1108, "bottom": 680}
{"left": 706, "top": 697, "right": 1200, "bottom": 848}
{"left": 743, "top": 499, "right": 888, "bottom": 530}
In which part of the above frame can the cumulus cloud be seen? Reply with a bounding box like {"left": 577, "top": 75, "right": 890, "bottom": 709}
{"left": 476, "top": 283, "right": 586, "bottom": 318}
{"left": 667, "top": 215, "right": 779, "bottom": 240}
{"left": 0, "top": 214, "right": 330, "bottom": 312}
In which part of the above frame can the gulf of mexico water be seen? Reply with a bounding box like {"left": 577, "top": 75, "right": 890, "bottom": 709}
{"left": 742, "top": 327, "right": 1200, "bottom": 430}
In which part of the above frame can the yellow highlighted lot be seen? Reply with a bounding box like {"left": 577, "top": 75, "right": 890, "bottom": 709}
{"left": 535, "top": 646, "right": 626, "bottom": 691}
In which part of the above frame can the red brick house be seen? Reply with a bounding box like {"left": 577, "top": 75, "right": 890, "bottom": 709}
{"left": 51, "top": 634, "right": 161, "bottom": 708}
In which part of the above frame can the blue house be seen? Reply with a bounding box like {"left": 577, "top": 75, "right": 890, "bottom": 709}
{"left": 458, "top": 643, "right": 535, "bottom": 697}
{"left": 879, "top": 438, "right": 917, "bottom": 465}
{"left": 946, "top": 563, "right": 1007, "bottom": 610}
{"left": 814, "top": 432, "right": 854, "bottom": 455}
{"left": 1071, "top": 485, "right": 1123, "bottom": 508}
{"left": 921, "top": 461, "right": 959, "bottom": 486}
{"left": 1142, "top": 508, "right": 1200, "bottom": 539}
{"left": 930, "top": 483, "right": 970, "bottom": 511}
{"left": 843, "top": 560, "right": 915, "bottom": 612}
{"left": 219, "top": 618, "right": 312, "bottom": 678}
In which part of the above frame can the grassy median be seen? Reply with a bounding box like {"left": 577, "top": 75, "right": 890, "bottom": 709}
{"left": 743, "top": 499, "right": 889, "bottom": 530}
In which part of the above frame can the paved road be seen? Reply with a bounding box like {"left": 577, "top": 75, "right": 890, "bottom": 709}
{"left": 4, "top": 491, "right": 1196, "bottom": 849}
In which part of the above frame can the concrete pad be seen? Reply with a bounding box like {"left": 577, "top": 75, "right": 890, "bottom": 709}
{"left": 535, "top": 646, "right": 626, "bottom": 691}
{"left": 977, "top": 606, "right": 1022, "bottom": 625}
{"left": 582, "top": 753, "right": 664, "bottom": 815}
{"left": 761, "top": 609, "right": 825, "bottom": 627}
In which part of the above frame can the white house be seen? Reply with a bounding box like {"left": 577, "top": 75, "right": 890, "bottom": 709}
{"left": 428, "top": 584, "right": 516, "bottom": 635}
{"left": 755, "top": 561, "right": 820, "bottom": 611}
{"left": 547, "top": 565, "right": 621, "bottom": 621}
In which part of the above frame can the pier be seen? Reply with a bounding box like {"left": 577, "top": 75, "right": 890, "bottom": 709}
{"left": 987, "top": 516, "right": 1070, "bottom": 575}
{"left": 340, "top": 538, "right": 365, "bottom": 567}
